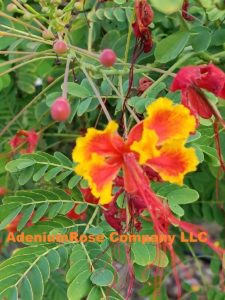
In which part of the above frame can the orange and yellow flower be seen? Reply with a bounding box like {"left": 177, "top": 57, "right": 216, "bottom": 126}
{"left": 72, "top": 98, "right": 198, "bottom": 205}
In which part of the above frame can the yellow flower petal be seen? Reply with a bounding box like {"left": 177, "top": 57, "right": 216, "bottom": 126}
{"left": 75, "top": 153, "right": 121, "bottom": 205}
{"left": 148, "top": 141, "right": 199, "bottom": 185}
{"left": 145, "top": 97, "right": 196, "bottom": 144}
{"left": 72, "top": 121, "right": 124, "bottom": 205}
{"left": 72, "top": 120, "right": 119, "bottom": 164}
{"left": 130, "top": 128, "right": 160, "bottom": 164}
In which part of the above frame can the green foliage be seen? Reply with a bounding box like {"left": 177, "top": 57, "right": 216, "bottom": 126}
{"left": 67, "top": 243, "right": 122, "bottom": 300}
{"left": 43, "top": 271, "right": 68, "bottom": 300}
{"left": 0, "top": 244, "right": 70, "bottom": 300}
{"left": 155, "top": 31, "right": 190, "bottom": 63}
{"left": 0, "top": 0, "right": 225, "bottom": 299}
{"left": 0, "top": 188, "right": 79, "bottom": 231}
{"left": 5, "top": 151, "right": 80, "bottom": 189}
{"left": 150, "top": 0, "right": 183, "bottom": 14}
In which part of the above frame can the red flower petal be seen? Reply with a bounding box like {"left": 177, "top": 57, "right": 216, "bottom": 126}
{"left": 197, "top": 64, "right": 225, "bottom": 99}
{"left": 170, "top": 65, "right": 202, "bottom": 91}
{"left": 182, "top": 87, "right": 213, "bottom": 119}
{"left": 73, "top": 121, "right": 125, "bottom": 164}
{"left": 138, "top": 77, "right": 153, "bottom": 94}
{"left": 182, "top": 0, "right": 194, "bottom": 21}
{"left": 10, "top": 129, "right": 39, "bottom": 153}
{"left": 133, "top": 0, "right": 154, "bottom": 37}
{"left": 75, "top": 153, "right": 122, "bottom": 204}
{"left": 147, "top": 142, "right": 198, "bottom": 185}
{"left": 171, "top": 64, "right": 225, "bottom": 100}
{"left": 144, "top": 98, "right": 196, "bottom": 144}
{"left": 127, "top": 122, "right": 144, "bottom": 146}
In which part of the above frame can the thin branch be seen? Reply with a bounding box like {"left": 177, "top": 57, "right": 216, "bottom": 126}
{"left": 103, "top": 74, "right": 140, "bottom": 123}
{"left": 0, "top": 31, "right": 51, "bottom": 45}
{"left": 62, "top": 56, "right": 71, "bottom": 99}
{"left": 0, "top": 50, "right": 41, "bottom": 55}
{"left": 83, "top": 206, "right": 99, "bottom": 234}
{"left": 142, "top": 53, "right": 193, "bottom": 97}
{"left": 82, "top": 67, "right": 112, "bottom": 122}
{"left": 0, "top": 50, "right": 52, "bottom": 69}
{"left": 0, "top": 24, "right": 44, "bottom": 40}
{"left": 0, "top": 73, "right": 65, "bottom": 138}
{"left": 12, "top": 0, "right": 47, "bottom": 31}
{"left": 0, "top": 11, "right": 42, "bottom": 33}
{"left": 0, "top": 55, "right": 61, "bottom": 78}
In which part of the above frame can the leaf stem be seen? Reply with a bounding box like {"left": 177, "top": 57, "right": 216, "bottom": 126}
{"left": 0, "top": 11, "right": 42, "bottom": 33}
{"left": 0, "top": 50, "right": 53, "bottom": 70}
{"left": 103, "top": 74, "right": 140, "bottom": 123}
{"left": 12, "top": 0, "right": 47, "bottom": 31}
{"left": 0, "top": 24, "right": 44, "bottom": 41}
{"left": 0, "top": 30, "right": 51, "bottom": 45}
{"left": 62, "top": 56, "right": 71, "bottom": 99}
{"left": 0, "top": 55, "right": 63, "bottom": 78}
{"left": 82, "top": 67, "right": 112, "bottom": 122}
{"left": 83, "top": 206, "right": 99, "bottom": 234}
{"left": 0, "top": 72, "right": 65, "bottom": 138}
{"left": 142, "top": 52, "right": 193, "bottom": 97}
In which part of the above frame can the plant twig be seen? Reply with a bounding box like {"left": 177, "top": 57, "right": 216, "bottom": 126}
{"left": 12, "top": 0, "right": 47, "bottom": 31}
{"left": 82, "top": 67, "right": 112, "bottom": 122}
{"left": 0, "top": 30, "right": 51, "bottom": 45}
{"left": 62, "top": 56, "right": 71, "bottom": 99}
{"left": 103, "top": 74, "right": 140, "bottom": 123}
{"left": 0, "top": 56, "right": 63, "bottom": 78}
{"left": 0, "top": 11, "right": 42, "bottom": 33}
{"left": 0, "top": 73, "right": 65, "bottom": 138}
{"left": 142, "top": 53, "right": 193, "bottom": 97}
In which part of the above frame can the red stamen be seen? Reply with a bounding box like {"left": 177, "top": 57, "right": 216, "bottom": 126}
{"left": 123, "top": 153, "right": 225, "bottom": 298}
{"left": 214, "top": 121, "right": 225, "bottom": 172}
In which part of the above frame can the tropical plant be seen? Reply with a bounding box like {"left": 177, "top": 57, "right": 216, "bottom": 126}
{"left": 0, "top": 1, "right": 225, "bottom": 299}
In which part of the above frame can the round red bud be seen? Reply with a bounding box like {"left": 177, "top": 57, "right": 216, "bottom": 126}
{"left": 50, "top": 97, "right": 71, "bottom": 122}
{"left": 47, "top": 76, "right": 54, "bottom": 84}
{"left": 53, "top": 40, "right": 68, "bottom": 54}
{"left": 0, "top": 187, "right": 7, "bottom": 196}
{"left": 100, "top": 49, "right": 116, "bottom": 67}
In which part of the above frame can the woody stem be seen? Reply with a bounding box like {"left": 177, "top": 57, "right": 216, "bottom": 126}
{"left": 62, "top": 56, "right": 71, "bottom": 99}
{"left": 82, "top": 67, "right": 112, "bottom": 122}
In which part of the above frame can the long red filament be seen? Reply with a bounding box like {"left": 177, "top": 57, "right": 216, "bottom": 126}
{"left": 123, "top": 153, "right": 225, "bottom": 298}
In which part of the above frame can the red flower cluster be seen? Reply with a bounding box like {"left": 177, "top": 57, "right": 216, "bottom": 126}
{"left": 103, "top": 187, "right": 144, "bottom": 233}
{"left": 171, "top": 63, "right": 225, "bottom": 170}
{"left": 6, "top": 213, "right": 47, "bottom": 233}
{"left": 0, "top": 187, "right": 7, "bottom": 196}
{"left": 6, "top": 214, "right": 33, "bottom": 233}
{"left": 132, "top": 0, "right": 154, "bottom": 53}
{"left": 137, "top": 77, "right": 153, "bottom": 95}
{"left": 103, "top": 199, "right": 126, "bottom": 233}
{"left": 66, "top": 206, "right": 87, "bottom": 221}
{"left": 65, "top": 187, "right": 98, "bottom": 221}
{"left": 9, "top": 129, "right": 39, "bottom": 154}
{"left": 171, "top": 64, "right": 225, "bottom": 122}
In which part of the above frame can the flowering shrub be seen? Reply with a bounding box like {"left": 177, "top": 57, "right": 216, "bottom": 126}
{"left": 0, "top": 1, "right": 225, "bottom": 299}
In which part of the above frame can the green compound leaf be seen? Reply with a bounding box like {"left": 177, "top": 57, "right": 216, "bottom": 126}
{"left": 90, "top": 269, "right": 114, "bottom": 287}
{"left": 155, "top": 31, "right": 190, "bottom": 63}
